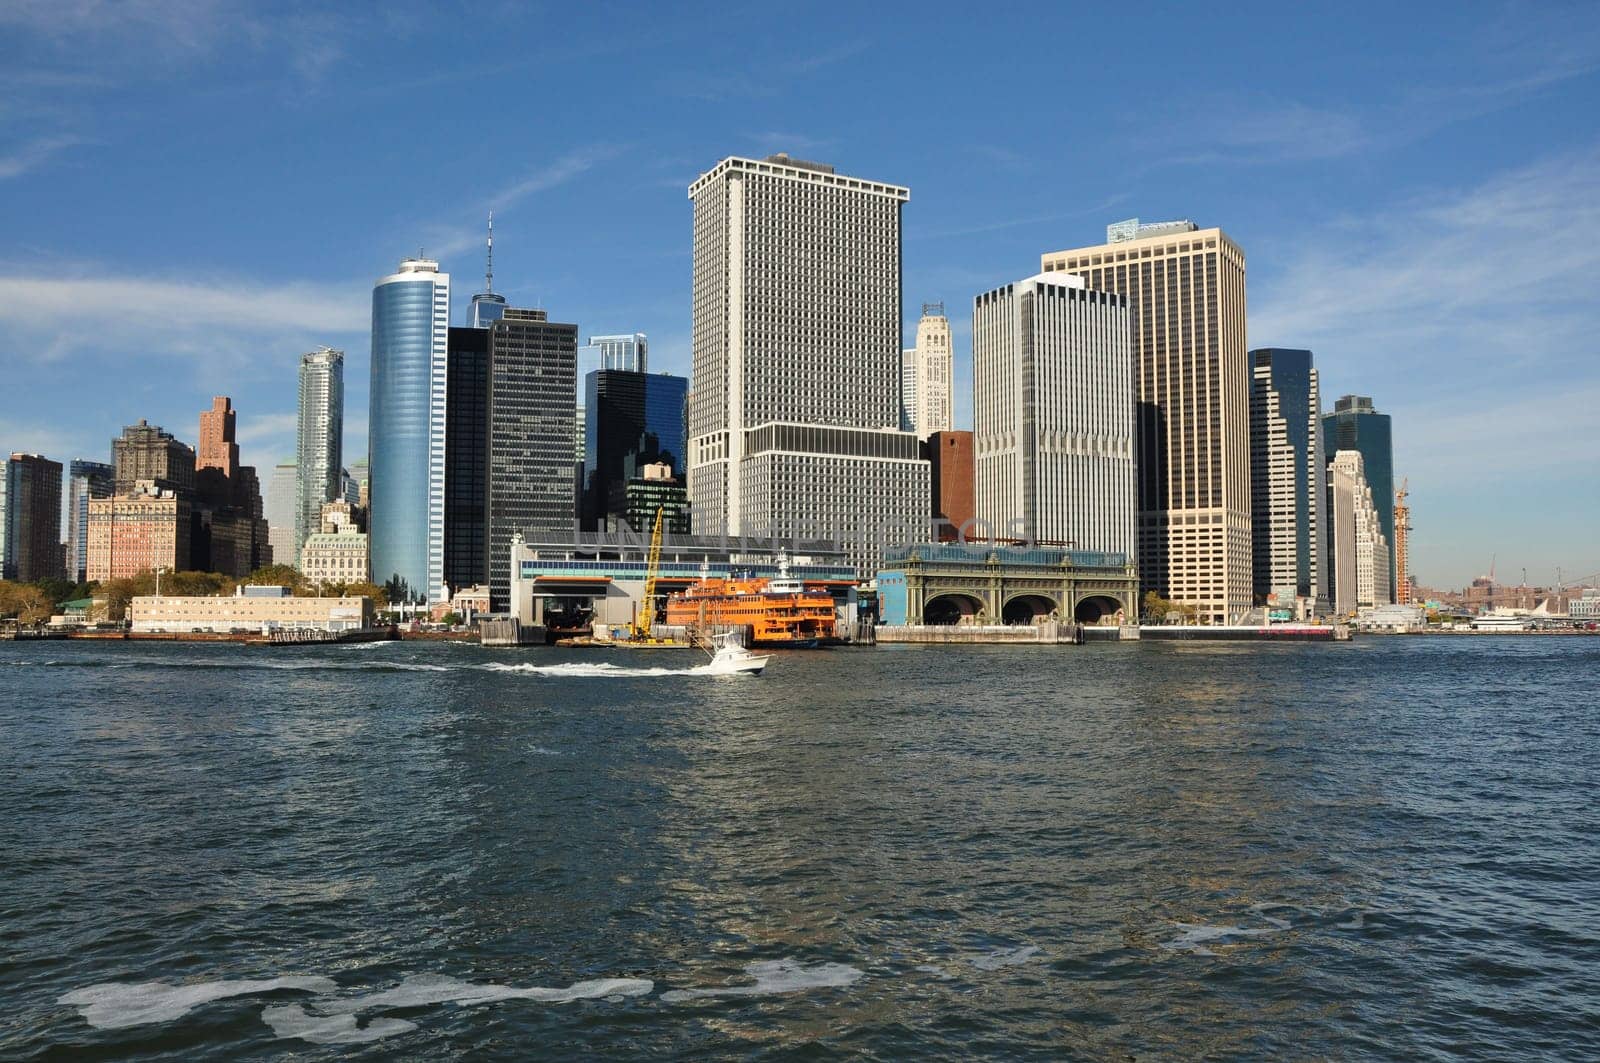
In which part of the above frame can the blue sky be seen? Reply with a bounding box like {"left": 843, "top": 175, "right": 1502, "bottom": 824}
{"left": 2, "top": 1, "right": 1597, "bottom": 589}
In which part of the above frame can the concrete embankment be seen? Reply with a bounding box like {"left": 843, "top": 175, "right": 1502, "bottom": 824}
{"left": 877, "top": 622, "right": 1138, "bottom": 644}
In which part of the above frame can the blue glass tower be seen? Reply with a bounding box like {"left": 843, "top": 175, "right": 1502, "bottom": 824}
{"left": 1323, "top": 395, "right": 1394, "bottom": 602}
{"left": 369, "top": 258, "right": 450, "bottom": 605}
{"left": 581, "top": 369, "right": 688, "bottom": 531}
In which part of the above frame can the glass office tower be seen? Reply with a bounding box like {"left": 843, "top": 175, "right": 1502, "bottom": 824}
{"left": 295, "top": 347, "right": 343, "bottom": 560}
{"left": 67, "top": 459, "right": 115, "bottom": 582}
{"left": 1249, "top": 348, "right": 1328, "bottom": 613}
{"left": 581, "top": 369, "right": 687, "bottom": 531}
{"left": 370, "top": 258, "right": 450, "bottom": 604}
{"left": 444, "top": 326, "right": 489, "bottom": 592}
{"left": 1323, "top": 394, "right": 1394, "bottom": 602}
{"left": 486, "top": 308, "right": 578, "bottom": 613}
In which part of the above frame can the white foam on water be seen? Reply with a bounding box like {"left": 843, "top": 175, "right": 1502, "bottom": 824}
{"left": 965, "top": 945, "right": 1043, "bottom": 970}
{"left": 483, "top": 661, "right": 701, "bottom": 678}
{"left": 1336, "top": 911, "right": 1366, "bottom": 930}
{"left": 59, "top": 976, "right": 337, "bottom": 1029}
{"left": 913, "top": 964, "right": 956, "bottom": 980}
{"left": 1160, "top": 922, "right": 1284, "bottom": 956}
{"left": 262, "top": 1004, "right": 417, "bottom": 1044}
{"left": 660, "top": 959, "right": 863, "bottom": 1003}
{"left": 315, "top": 973, "right": 654, "bottom": 1015}
{"left": 527, "top": 745, "right": 566, "bottom": 756}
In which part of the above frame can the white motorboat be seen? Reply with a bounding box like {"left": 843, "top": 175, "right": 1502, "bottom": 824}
{"left": 699, "top": 632, "right": 771, "bottom": 675}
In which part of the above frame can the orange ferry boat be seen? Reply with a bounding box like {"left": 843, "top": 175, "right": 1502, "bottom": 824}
{"left": 664, "top": 556, "right": 838, "bottom": 647}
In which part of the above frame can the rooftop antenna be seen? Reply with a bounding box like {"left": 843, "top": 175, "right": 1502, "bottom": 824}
{"left": 485, "top": 211, "right": 495, "bottom": 293}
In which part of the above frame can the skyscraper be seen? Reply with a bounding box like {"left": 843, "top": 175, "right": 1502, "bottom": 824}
{"left": 67, "top": 459, "right": 114, "bottom": 583}
{"left": 901, "top": 303, "right": 953, "bottom": 440}
{"left": 487, "top": 307, "right": 578, "bottom": 612}
{"left": 575, "top": 333, "right": 649, "bottom": 467}
{"left": 468, "top": 214, "right": 507, "bottom": 329}
{"left": 686, "top": 153, "right": 929, "bottom": 575}
{"left": 1249, "top": 348, "right": 1328, "bottom": 614}
{"left": 194, "top": 396, "right": 271, "bottom": 576}
{"left": 1042, "top": 218, "right": 1251, "bottom": 624}
{"left": 370, "top": 258, "right": 449, "bottom": 604}
{"left": 112, "top": 419, "right": 194, "bottom": 497}
{"left": 1327, "top": 449, "right": 1391, "bottom": 614}
{"left": 899, "top": 347, "right": 917, "bottom": 433}
{"left": 264, "top": 460, "right": 297, "bottom": 567}
{"left": 2, "top": 453, "right": 64, "bottom": 582}
{"left": 1323, "top": 394, "right": 1395, "bottom": 603}
{"left": 581, "top": 369, "right": 687, "bottom": 531}
{"left": 444, "top": 325, "right": 489, "bottom": 592}
{"left": 972, "top": 273, "right": 1135, "bottom": 555}
{"left": 295, "top": 348, "right": 344, "bottom": 562}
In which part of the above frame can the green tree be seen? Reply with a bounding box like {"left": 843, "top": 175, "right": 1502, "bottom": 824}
{"left": 34, "top": 577, "right": 75, "bottom": 606}
{"left": 342, "top": 580, "right": 389, "bottom": 606}
{"left": 99, "top": 571, "right": 157, "bottom": 621}
{"left": 245, "top": 564, "right": 308, "bottom": 595}
{"left": 1143, "top": 590, "right": 1199, "bottom": 625}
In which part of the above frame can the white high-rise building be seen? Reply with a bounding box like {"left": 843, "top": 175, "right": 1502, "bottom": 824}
{"left": 370, "top": 258, "right": 450, "bottom": 603}
{"left": 1250, "top": 348, "right": 1328, "bottom": 616}
{"left": 686, "top": 153, "right": 929, "bottom": 575}
{"left": 972, "top": 273, "right": 1135, "bottom": 555}
{"left": 295, "top": 347, "right": 343, "bottom": 561}
{"left": 264, "top": 460, "right": 297, "bottom": 566}
{"left": 1042, "top": 219, "right": 1251, "bottom": 624}
{"left": 901, "top": 303, "right": 953, "bottom": 440}
{"left": 1327, "top": 449, "right": 1391, "bottom": 615}
{"left": 899, "top": 348, "right": 917, "bottom": 432}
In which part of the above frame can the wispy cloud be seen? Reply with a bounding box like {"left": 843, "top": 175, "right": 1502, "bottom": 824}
{"left": 1250, "top": 142, "right": 1600, "bottom": 580}
{"left": 665, "top": 38, "right": 869, "bottom": 100}
{"left": 1250, "top": 146, "right": 1600, "bottom": 377}
{"left": 423, "top": 145, "right": 625, "bottom": 260}
{"left": 0, "top": 270, "right": 367, "bottom": 365}
{"left": 1147, "top": 99, "right": 1369, "bottom": 166}
{"left": 236, "top": 411, "right": 298, "bottom": 446}
{"left": 0, "top": 135, "right": 88, "bottom": 179}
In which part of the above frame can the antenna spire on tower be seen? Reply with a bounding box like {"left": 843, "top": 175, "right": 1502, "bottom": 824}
{"left": 485, "top": 211, "right": 494, "bottom": 294}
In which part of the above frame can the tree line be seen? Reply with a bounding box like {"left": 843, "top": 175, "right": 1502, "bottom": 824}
{"left": 0, "top": 567, "right": 390, "bottom": 624}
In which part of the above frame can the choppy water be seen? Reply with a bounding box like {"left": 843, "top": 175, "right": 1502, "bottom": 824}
{"left": 2, "top": 636, "right": 1597, "bottom": 1059}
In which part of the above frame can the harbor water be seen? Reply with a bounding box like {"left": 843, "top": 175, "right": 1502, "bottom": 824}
{"left": 2, "top": 637, "right": 1597, "bottom": 1059}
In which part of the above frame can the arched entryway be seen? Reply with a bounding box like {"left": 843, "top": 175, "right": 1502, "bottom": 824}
{"left": 1002, "top": 593, "right": 1057, "bottom": 625}
{"left": 1073, "top": 595, "right": 1123, "bottom": 624}
{"left": 922, "top": 593, "right": 984, "bottom": 625}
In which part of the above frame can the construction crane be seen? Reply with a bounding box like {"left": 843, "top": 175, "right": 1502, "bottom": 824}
{"left": 630, "top": 506, "right": 666, "bottom": 641}
{"left": 1394, "top": 479, "right": 1412, "bottom": 604}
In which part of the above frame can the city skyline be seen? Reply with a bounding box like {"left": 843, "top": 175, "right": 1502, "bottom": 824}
{"left": 2, "top": 6, "right": 1597, "bottom": 588}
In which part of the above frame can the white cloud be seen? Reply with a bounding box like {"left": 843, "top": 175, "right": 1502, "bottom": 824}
{"left": 1250, "top": 146, "right": 1600, "bottom": 387}
{"left": 1250, "top": 147, "right": 1600, "bottom": 586}
{"left": 0, "top": 135, "right": 87, "bottom": 179}
{"left": 422, "top": 146, "right": 624, "bottom": 261}
{"left": 0, "top": 271, "right": 367, "bottom": 365}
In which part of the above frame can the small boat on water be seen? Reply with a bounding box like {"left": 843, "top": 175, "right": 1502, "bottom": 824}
{"left": 700, "top": 632, "right": 770, "bottom": 675}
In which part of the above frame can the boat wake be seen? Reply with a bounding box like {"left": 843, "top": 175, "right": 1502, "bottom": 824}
{"left": 482, "top": 661, "right": 708, "bottom": 678}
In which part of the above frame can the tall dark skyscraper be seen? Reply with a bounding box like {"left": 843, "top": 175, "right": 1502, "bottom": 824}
{"left": 486, "top": 307, "right": 578, "bottom": 612}
{"left": 1323, "top": 394, "right": 1394, "bottom": 602}
{"left": 1249, "top": 349, "right": 1327, "bottom": 613}
{"left": 581, "top": 369, "right": 687, "bottom": 532}
{"left": 444, "top": 326, "right": 489, "bottom": 592}
{"left": 2, "top": 453, "right": 64, "bottom": 582}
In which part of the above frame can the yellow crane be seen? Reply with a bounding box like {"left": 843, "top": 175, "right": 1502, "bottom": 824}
{"left": 630, "top": 506, "right": 666, "bottom": 641}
